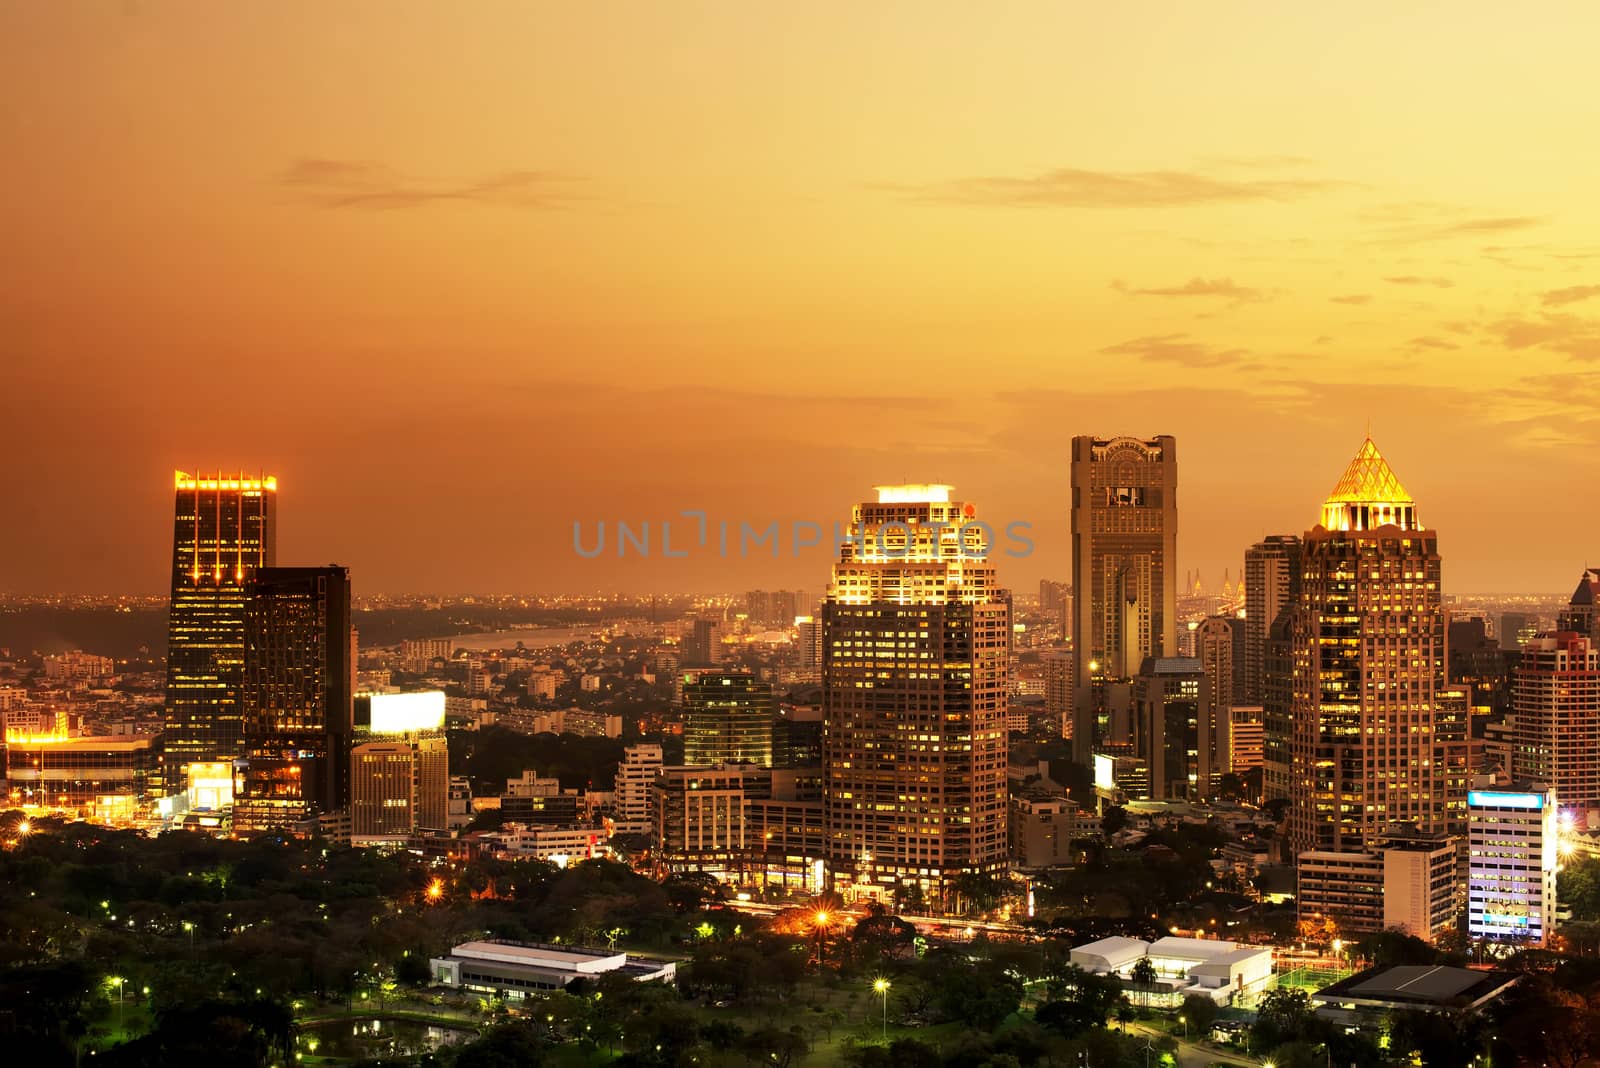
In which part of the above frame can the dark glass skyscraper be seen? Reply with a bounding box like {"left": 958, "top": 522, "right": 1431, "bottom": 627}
{"left": 163, "top": 471, "right": 277, "bottom": 788}
{"left": 682, "top": 670, "right": 776, "bottom": 766}
{"left": 233, "top": 566, "right": 353, "bottom": 831}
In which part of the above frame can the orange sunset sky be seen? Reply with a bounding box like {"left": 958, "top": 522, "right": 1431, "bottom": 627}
{"left": 4, "top": 3, "right": 1599, "bottom": 597}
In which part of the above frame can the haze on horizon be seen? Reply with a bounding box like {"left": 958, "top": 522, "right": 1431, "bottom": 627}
{"left": 4, "top": 3, "right": 1599, "bottom": 598}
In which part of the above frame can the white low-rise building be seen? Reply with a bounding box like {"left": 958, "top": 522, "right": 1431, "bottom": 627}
{"left": 1070, "top": 935, "right": 1271, "bottom": 1006}
{"left": 430, "top": 941, "right": 675, "bottom": 998}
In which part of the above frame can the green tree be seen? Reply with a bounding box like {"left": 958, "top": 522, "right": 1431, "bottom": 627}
{"left": 1179, "top": 992, "right": 1216, "bottom": 1036}
{"left": 1129, "top": 956, "right": 1157, "bottom": 1008}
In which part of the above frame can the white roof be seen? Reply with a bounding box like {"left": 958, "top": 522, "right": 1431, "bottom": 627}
{"left": 451, "top": 942, "right": 626, "bottom": 974}
{"left": 1071, "top": 936, "right": 1149, "bottom": 964}
{"left": 1147, "top": 936, "right": 1242, "bottom": 962}
{"left": 1187, "top": 947, "right": 1271, "bottom": 976}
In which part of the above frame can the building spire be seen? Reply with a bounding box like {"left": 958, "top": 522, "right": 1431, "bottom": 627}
{"left": 1320, "top": 436, "right": 1420, "bottom": 532}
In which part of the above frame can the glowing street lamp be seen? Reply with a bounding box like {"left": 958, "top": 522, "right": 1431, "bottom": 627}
{"left": 107, "top": 975, "right": 126, "bottom": 1032}
{"left": 872, "top": 978, "right": 890, "bottom": 1040}
{"left": 426, "top": 878, "right": 444, "bottom": 902}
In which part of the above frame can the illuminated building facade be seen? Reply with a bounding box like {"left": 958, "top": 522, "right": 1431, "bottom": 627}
{"left": 233, "top": 566, "right": 353, "bottom": 832}
{"left": 163, "top": 470, "right": 277, "bottom": 785}
{"left": 1243, "top": 535, "right": 1301, "bottom": 705}
{"left": 1468, "top": 786, "right": 1557, "bottom": 947}
{"left": 5, "top": 733, "right": 157, "bottom": 821}
{"left": 1070, "top": 435, "right": 1177, "bottom": 762}
{"left": 822, "top": 484, "right": 1011, "bottom": 901}
{"left": 1512, "top": 633, "right": 1600, "bottom": 819}
{"left": 1261, "top": 610, "right": 1295, "bottom": 801}
{"left": 350, "top": 691, "right": 449, "bottom": 839}
{"left": 681, "top": 671, "right": 776, "bottom": 767}
{"left": 1287, "top": 438, "right": 1450, "bottom": 859}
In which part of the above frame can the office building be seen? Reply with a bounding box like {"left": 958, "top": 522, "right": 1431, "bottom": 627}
{"left": 682, "top": 670, "right": 775, "bottom": 766}
{"left": 1512, "top": 633, "right": 1600, "bottom": 821}
{"left": 163, "top": 470, "right": 277, "bottom": 786}
{"left": 1042, "top": 648, "right": 1075, "bottom": 740}
{"left": 1288, "top": 438, "right": 1450, "bottom": 857}
{"left": 233, "top": 566, "right": 353, "bottom": 832}
{"left": 654, "top": 764, "right": 764, "bottom": 872}
{"left": 1243, "top": 535, "right": 1301, "bottom": 704}
{"left": 349, "top": 691, "right": 449, "bottom": 840}
{"left": 1229, "top": 705, "right": 1264, "bottom": 774}
{"left": 1499, "top": 612, "right": 1538, "bottom": 651}
{"left": 822, "top": 484, "right": 1011, "bottom": 901}
{"left": 1261, "top": 609, "right": 1295, "bottom": 802}
{"left": 4, "top": 731, "right": 157, "bottom": 823}
{"left": 682, "top": 619, "right": 726, "bottom": 666}
{"left": 1468, "top": 785, "right": 1557, "bottom": 947}
{"left": 1132, "top": 657, "right": 1204, "bottom": 800}
{"left": 1195, "top": 616, "right": 1234, "bottom": 793}
{"left": 612, "top": 743, "right": 662, "bottom": 836}
{"left": 1070, "top": 435, "right": 1177, "bottom": 762}
{"left": 1297, "top": 830, "right": 1458, "bottom": 939}
{"left": 1560, "top": 570, "right": 1600, "bottom": 643}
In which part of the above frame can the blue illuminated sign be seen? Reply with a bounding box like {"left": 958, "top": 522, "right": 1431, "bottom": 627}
{"left": 1468, "top": 791, "right": 1543, "bottom": 810}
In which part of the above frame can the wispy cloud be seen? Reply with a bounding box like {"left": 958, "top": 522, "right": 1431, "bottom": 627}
{"left": 1407, "top": 336, "right": 1459, "bottom": 351}
{"left": 1383, "top": 275, "right": 1455, "bottom": 288}
{"left": 1488, "top": 312, "right": 1600, "bottom": 361}
{"left": 1361, "top": 203, "right": 1543, "bottom": 245}
{"left": 1100, "top": 333, "right": 1250, "bottom": 368}
{"left": 279, "top": 158, "right": 586, "bottom": 210}
{"left": 1542, "top": 284, "right": 1600, "bottom": 307}
{"left": 878, "top": 166, "right": 1347, "bottom": 208}
{"left": 1112, "top": 277, "right": 1266, "bottom": 301}
{"left": 1330, "top": 294, "right": 1371, "bottom": 305}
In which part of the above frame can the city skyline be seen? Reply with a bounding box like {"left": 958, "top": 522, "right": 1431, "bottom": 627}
{"left": 8, "top": 6, "right": 1600, "bottom": 596}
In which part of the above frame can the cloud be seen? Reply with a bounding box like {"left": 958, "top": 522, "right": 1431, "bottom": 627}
{"left": 1542, "top": 285, "right": 1600, "bottom": 307}
{"left": 1383, "top": 275, "right": 1455, "bottom": 288}
{"left": 1407, "top": 336, "right": 1459, "bottom": 351}
{"left": 1488, "top": 312, "right": 1600, "bottom": 360}
{"left": 279, "top": 158, "right": 585, "bottom": 209}
{"left": 1364, "top": 208, "right": 1543, "bottom": 245}
{"left": 1112, "top": 277, "right": 1265, "bottom": 301}
{"left": 878, "top": 166, "right": 1347, "bottom": 208}
{"left": 1330, "top": 294, "right": 1371, "bottom": 305}
{"left": 1100, "top": 333, "right": 1249, "bottom": 368}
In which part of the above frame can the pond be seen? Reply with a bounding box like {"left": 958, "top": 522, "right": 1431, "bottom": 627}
{"left": 298, "top": 1017, "right": 478, "bottom": 1061}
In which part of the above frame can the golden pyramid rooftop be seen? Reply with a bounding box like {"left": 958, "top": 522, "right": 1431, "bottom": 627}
{"left": 1320, "top": 437, "right": 1421, "bottom": 531}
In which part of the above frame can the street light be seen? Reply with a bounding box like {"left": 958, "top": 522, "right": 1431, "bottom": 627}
{"left": 107, "top": 975, "right": 126, "bottom": 1033}
{"left": 1178, "top": 1013, "right": 1188, "bottom": 1039}
{"left": 872, "top": 978, "right": 890, "bottom": 1041}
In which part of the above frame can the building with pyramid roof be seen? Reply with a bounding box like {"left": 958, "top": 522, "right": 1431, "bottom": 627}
{"left": 1288, "top": 438, "right": 1469, "bottom": 937}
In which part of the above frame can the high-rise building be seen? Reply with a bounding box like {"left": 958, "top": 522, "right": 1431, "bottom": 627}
{"left": 682, "top": 671, "right": 776, "bottom": 766}
{"left": 1243, "top": 535, "right": 1301, "bottom": 705}
{"left": 683, "top": 619, "right": 725, "bottom": 666}
{"left": 794, "top": 617, "right": 823, "bottom": 679}
{"left": 822, "top": 484, "right": 1010, "bottom": 902}
{"left": 1229, "top": 705, "right": 1264, "bottom": 775}
{"left": 1042, "top": 648, "right": 1075, "bottom": 740}
{"left": 1261, "top": 610, "right": 1295, "bottom": 802}
{"left": 613, "top": 743, "right": 663, "bottom": 836}
{"left": 233, "top": 566, "right": 353, "bottom": 832}
{"left": 350, "top": 691, "right": 449, "bottom": 839}
{"left": 1288, "top": 438, "right": 1450, "bottom": 859}
{"left": 1070, "top": 435, "right": 1177, "bottom": 763}
{"left": 1468, "top": 785, "right": 1558, "bottom": 948}
{"left": 1512, "top": 633, "right": 1600, "bottom": 820}
{"left": 1132, "top": 657, "right": 1206, "bottom": 800}
{"left": 1559, "top": 571, "right": 1600, "bottom": 643}
{"left": 1499, "top": 612, "right": 1539, "bottom": 651}
{"left": 1195, "top": 616, "right": 1234, "bottom": 795}
{"left": 163, "top": 470, "right": 278, "bottom": 786}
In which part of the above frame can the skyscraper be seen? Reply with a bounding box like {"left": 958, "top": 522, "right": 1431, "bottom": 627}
{"left": 164, "top": 470, "right": 277, "bottom": 788}
{"left": 1512, "top": 632, "right": 1600, "bottom": 821}
{"left": 233, "top": 566, "right": 353, "bottom": 832}
{"left": 350, "top": 691, "right": 449, "bottom": 839}
{"left": 1288, "top": 438, "right": 1448, "bottom": 858}
{"left": 1194, "top": 616, "right": 1234, "bottom": 796}
{"left": 1468, "top": 785, "right": 1558, "bottom": 948}
{"left": 1261, "top": 610, "right": 1295, "bottom": 802}
{"left": 682, "top": 670, "right": 776, "bottom": 766}
{"left": 822, "top": 484, "right": 1010, "bottom": 903}
{"left": 1243, "top": 535, "right": 1301, "bottom": 704}
{"left": 1132, "top": 656, "right": 1204, "bottom": 799}
{"left": 1070, "top": 435, "right": 1177, "bottom": 763}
